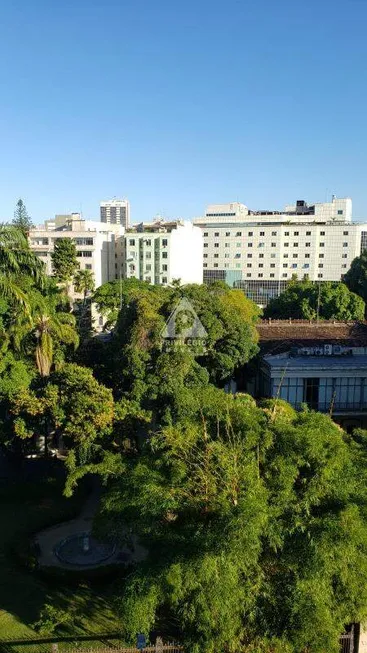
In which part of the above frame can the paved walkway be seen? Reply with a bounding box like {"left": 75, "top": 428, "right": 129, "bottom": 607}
{"left": 36, "top": 486, "right": 147, "bottom": 569}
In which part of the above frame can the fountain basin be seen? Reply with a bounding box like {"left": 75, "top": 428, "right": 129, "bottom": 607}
{"left": 54, "top": 531, "right": 116, "bottom": 567}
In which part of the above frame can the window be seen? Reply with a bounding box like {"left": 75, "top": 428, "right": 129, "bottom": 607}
{"left": 146, "top": 252, "right": 152, "bottom": 259}
{"left": 318, "top": 273, "right": 323, "bottom": 278}
{"left": 85, "top": 264, "right": 92, "bottom": 270}
{"left": 129, "top": 239, "right": 135, "bottom": 246}
{"left": 224, "top": 264, "right": 229, "bottom": 268}
{"left": 343, "top": 231, "right": 349, "bottom": 235}
{"left": 284, "top": 243, "right": 289, "bottom": 247}
{"left": 236, "top": 263, "right": 241, "bottom": 268}
{"left": 248, "top": 243, "right": 253, "bottom": 247}
{"left": 271, "top": 231, "right": 277, "bottom": 236}
{"left": 204, "top": 243, "right": 208, "bottom": 248}
{"left": 342, "top": 264, "right": 347, "bottom": 268}
{"left": 248, "top": 231, "right": 253, "bottom": 236}
{"left": 292, "top": 263, "right": 297, "bottom": 268}
{"left": 162, "top": 252, "right": 168, "bottom": 259}
{"left": 75, "top": 237, "right": 94, "bottom": 246}
{"left": 284, "top": 231, "right": 289, "bottom": 236}
{"left": 304, "top": 263, "right": 310, "bottom": 268}
{"left": 271, "top": 242, "right": 276, "bottom": 247}
{"left": 225, "top": 243, "right": 230, "bottom": 248}
{"left": 293, "top": 253, "right": 298, "bottom": 258}
{"left": 338, "top": 210, "right": 344, "bottom": 215}
{"left": 271, "top": 253, "right": 276, "bottom": 258}
{"left": 236, "top": 231, "right": 242, "bottom": 236}
{"left": 146, "top": 276, "right": 151, "bottom": 283}
{"left": 214, "top": 243, "right": 219, "bottom": 248}
{"left": 305, "top": 253, "right": 310, "bottom": 258}
{"left": 162, "top": 276, "right": 168, "bottom": 283}
{"left": 225, "top": 232, "right": 230, "bottom": 237}
{"left": 342, "top": 253, "right": 348, "bottom": 258}
{"left": 203, "top": 254, "right": 208, "bottom": 258}
{"left": 259, "top": 263, "right": 264, "bottom": 268}
{"left": 320, "top": 242, "right": 325, "bottom": 247}
{"left": 306, "top": 231, "right": 311, "bottom": 235}
{"left": 304, "top": 378, "right": 320, "bottom": 409}
{"left": 247, "top": 253, "right": 252, "bottom": 258}
{"left": 77, "top": 251, "right": 92, "bottom": 258}
{"left": 146, "top": 264, "right": 151, "bottom": 271}
{"left": 203, "top": 263, "right": 207, "bottom": 268}
{"left": 305, "top": 242, "right": 311, "bottom": 247}
{"left": 283, "top": 254, "right": 289, "bottom": 259}
{"left": 259, "top": 253, "right": 264, "bottom": 259}
{"left": 260, "top": 231, "right": 265, "bottom": 236}
{"left": 145, "top": 239, "right": 152, "bottom": 246}
{"left": 235, "top": 253, "right": 241, "bottom": 259}
{"left": 246, "top": 273, "right": 252, "bottom": 277}
{"left": 319, "top": 253, "right": 324, "bottom": 258}
{"left": 204, "top": 232, "right": 208, "bottom": 237}
{"left": 270, "top": 263, "right": 275, "bottom": 268}
{"left": 214, "top": 263, "right": 218, "bottom": 268}
{"left": 258, "top": 273, "right": 263, "bottom": 278}
{"left": 214, "top": 232, "right": 219, "bottom": 237}
{"left": 293, "top": 243, "right": 299, "bottom": 247}
{"left": 259, "top": 243, "right": 265, "bottom": 247}
{"left": 236, "top": 242, "right": 241, "bottom": 247}
{"left": 320, "top": 231, "right": 325, "bottom": 236}
{"left": 270, "top": 273, "right": 275, "bottom": 278}
{"left": 318, "top": 264, "right": 323, "bottom": 268}
{"left": 162, "top": 239, "right": 168, "bottom": 247}
{"left": 224, "top": 253, "right": 230, "bottom": 258}
{"left": 214, "top": 254, "right": 219, "bottom": 258}
{"left": 343, "top": 242, "right": 348, "bottom": 247}
{"left": 282, "top": 273, "right": 288, "bottom": 278}
{"left": 283, "top": 263, "right": 288, "bottom": 268}
{"left": 247, "top": 263, "right": 252, "bottom": 268}
{"left": 294, "top": 231, "right": 299, "bottom": 236}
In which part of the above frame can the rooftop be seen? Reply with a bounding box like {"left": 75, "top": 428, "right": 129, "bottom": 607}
{"left": 257, "top": 320, "right": 367, "bottom": 353}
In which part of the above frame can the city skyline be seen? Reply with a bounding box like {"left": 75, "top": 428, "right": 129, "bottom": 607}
{"left": 0, "top": 0, "right": 367, "bottom": 223}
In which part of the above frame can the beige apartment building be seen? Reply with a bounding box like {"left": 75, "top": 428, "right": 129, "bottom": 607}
{"left": 193, "top": 197, "right": 366, "bottom": 305}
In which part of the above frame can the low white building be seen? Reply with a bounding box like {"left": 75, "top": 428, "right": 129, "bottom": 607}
{"left": 123, "top": 220, "right": 203, "bottom": 286}
{"left": 193, "top": 197, "right": 366, "bottom": 305}
{"left": 29, "top": 213, "right": 125, "bottom": 292}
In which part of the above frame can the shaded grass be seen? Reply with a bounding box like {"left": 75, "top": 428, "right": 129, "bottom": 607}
{"left": 0, "top": 464, "right": 122, "bottom": 652}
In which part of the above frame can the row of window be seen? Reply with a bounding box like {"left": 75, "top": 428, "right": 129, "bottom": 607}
{"left": 204, "top": 252, "right": 348, "bottom": 259}
{"left": 204, "top": 241, "right": 348, "bottom": 249}
{"left": 128, "top": 238, "right": 168, "bottom": 247}
{"left": 203, "top": 230, "right": 348, "bottom": 237}
{"left": 203, "top": 264, "right": 325, "bottom": 279}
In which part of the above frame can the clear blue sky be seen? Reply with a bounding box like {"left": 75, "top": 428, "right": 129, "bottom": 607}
{"left": 1, "top": 0, "right": 366, "bottom": 223}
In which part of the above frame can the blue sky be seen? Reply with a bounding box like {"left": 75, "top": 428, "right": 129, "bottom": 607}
{"left": 0, "top": 0, "right": 366, "bottom": 223}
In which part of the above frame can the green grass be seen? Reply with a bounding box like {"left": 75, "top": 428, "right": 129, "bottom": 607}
{"left": 0, "top": 466, "right": 122, "bottom": 652}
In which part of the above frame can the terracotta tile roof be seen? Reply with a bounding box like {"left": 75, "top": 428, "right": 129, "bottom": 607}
{"left": 257, "top": 320, "right": 367, "bottom": 354}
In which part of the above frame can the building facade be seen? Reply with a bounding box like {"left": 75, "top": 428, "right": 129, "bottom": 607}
{"left": 100, "top": 198, "right": 130, "bottom": 229}
{"left": 193, "top": 198, "right": 366, "bottom": 305}
{"left": 29, "top": 213, "right": 125, "bottom": 291}
{"left": 260, "top": 345, "right": 367, "bottom": 429}
{"left": 123, "top": 220, "right": 203, "bottom": 286}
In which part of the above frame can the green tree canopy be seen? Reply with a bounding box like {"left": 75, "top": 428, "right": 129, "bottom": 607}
{"left": 68, "top": 390, "right": 367, "bottom": 653}
{"left": 51, "top": 238, "right": 79, "bottom": 287}
{"left": 12, "top": 199, "right": 33, "bottom": 235}
{"left": 74, "top": 269, "right": 95, "bottom": 299}
{"left": 344, "top": 249, "right": 367, "bottom": 305}
{"left": 263, "top": 279, "right": 365, "bottom": 321}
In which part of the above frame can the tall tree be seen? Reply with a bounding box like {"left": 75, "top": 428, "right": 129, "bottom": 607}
{"left": 74, "top": 269, "right": 95, "bottom": 301}
{"left": 51, "top": 238, "right": 79, "bottom": 300}
{"left": 70, "top": 391, "right": 367, "bottom": 653}
{"left": 0, "top": 224, "right": 45, "bottom": 311}
{"left": 263, "top": 279, "right": 365, "bottom": 321}
{"left": 344, "top": 250, "right": 367, "bottom": 305}
{"left": 12, "top": 199, "right": 33, "bottom": 235}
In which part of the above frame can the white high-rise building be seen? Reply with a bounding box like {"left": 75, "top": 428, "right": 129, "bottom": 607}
{"left": 193, "top": 197, "right": 366, "bottom": 305}
{"left": 29, "top": 213, "right": 125, "bottom": 292}
{"left": 100, "top": 198, "right": 130, "bottom": 228}
{"left": 123, "top": 219, "right": 203, "bottom": 286}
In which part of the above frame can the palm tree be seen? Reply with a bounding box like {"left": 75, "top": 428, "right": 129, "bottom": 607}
{"left": 74, "top": 269, "right": 95, "bottom": 301}
{"left": 0, "top": 224, "right": 45, "bottom": 311}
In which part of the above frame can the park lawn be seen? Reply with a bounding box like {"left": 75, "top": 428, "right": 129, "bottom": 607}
{"left": 0, "top": 468, "right": 122, "bottom": 653}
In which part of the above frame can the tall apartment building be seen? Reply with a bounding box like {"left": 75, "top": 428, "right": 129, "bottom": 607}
{"left": 193, "top": 197, "right": 366, "bottom": 305}
{"left": 29, "top": 213, "right": 125, "bottom": 292}
{"left": 123, "top": 220, "right": 203, "bottom": 286}
{"left": 100, "top": 198, "right": 130, "bottom": 228}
